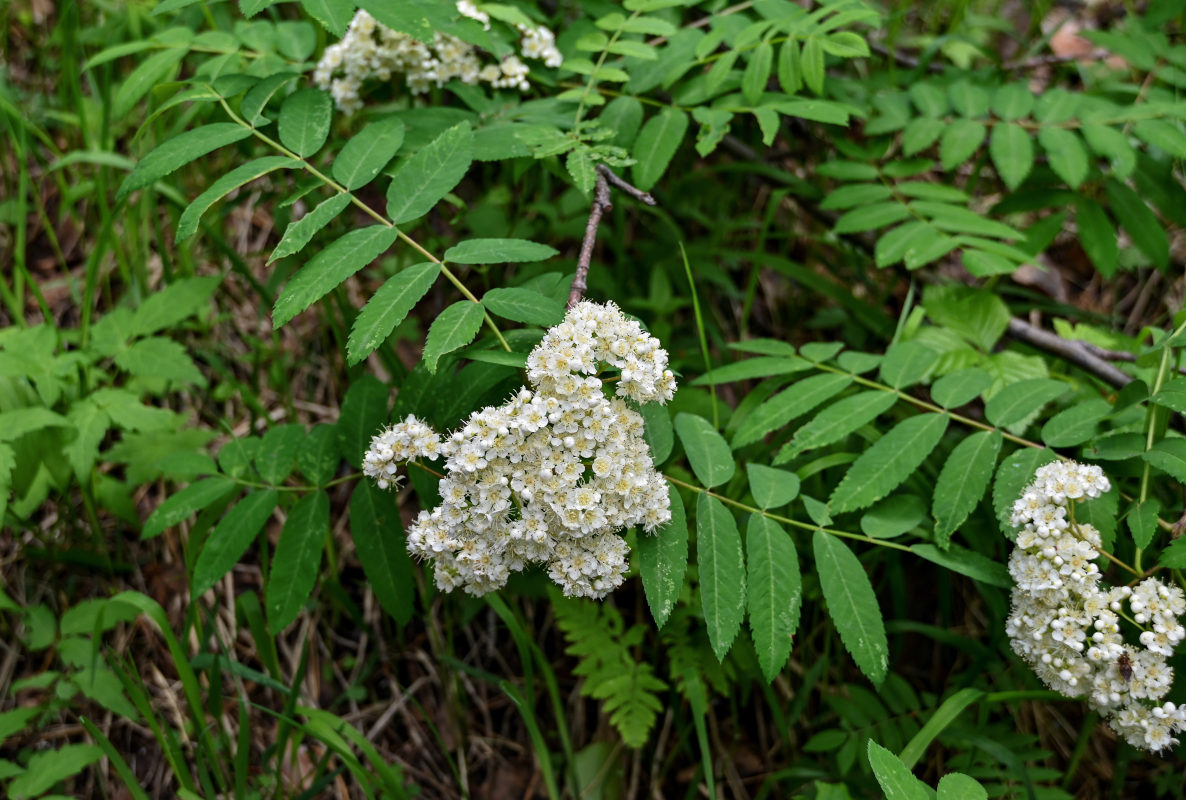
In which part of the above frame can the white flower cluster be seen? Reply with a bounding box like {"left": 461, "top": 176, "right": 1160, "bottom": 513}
{"left": 362, "top": 301, "right": 677, "bottom": 599}
{"left": 1006, "top": 460, "right": 1186, "bottom": 752}
{"left": 313, "top": 6, "right": 563, "bottom": 113}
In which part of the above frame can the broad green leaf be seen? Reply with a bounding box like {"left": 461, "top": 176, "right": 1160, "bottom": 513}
{"left": 65, "top": 398, "right": 109, "bottom": 478}
{"left": 1144, "top": 439, "right": 1186, "bottom": 483}
{"left": 333, "top": 117, "right": 406, "bottom": 190}
{"left": 273, "top": 225, "right": 399, "bottom": 327}
{"left": 937, "top": 773, "right": 988, "bottom": 800}
{"left": 192, "top": 489, "right": 278, "bottom": 595}
{"left": 909, "top": 82, "right": 947, "bottom": 117}
{"left": 1105, "top": 177, "right": 1169, "bottom": 270}
{"left": 963, "top": 249, "right": 1018, "bottom": 277}
{"left": 939, "top": 119, "right": 987, "bottom": 171}
{"left": 746, "top": 463, "right": 800, "bottom": 509}
{"left": 738, "top": 373, "right": 852, "bottom": 450}
{"left": 1128, "top": 497, "right": 1161, "bottom": 550}
{"left": 902, "top": 117, "right": 945, "bottom": 156}
{"left": 829, "top": 414, "right": 949, "bottom": 514}
{"left": 0, "top": 443, "right": 13, "bottom": 524}
{"left": 481, "top": 287, "right": 565, "bottom": 327}
{"left": 144, "top": 476, "right": 238, "bottom": 538}
{"left": 631, "top": 108, "right": 689, "bottom": 192}
{"left": 255, "top": 423, "right": 305, "bottom": 485}
{"left": 422, "top": 300, "right": 485, "bottom": 373}
{"left": 993, "top": 447, "right": 1058, "bottom": 534}
{"left": 267, "top": 490, "right": 329, "bottom": 633}
{"left": 879, "top": 341, "right": 938, "bottom": 389}
{"left": 445, "top": 238, "right": 559, "bottom": 264}
{"left": 983, "top": 378, "right": 1069, "bottom": 427}
{"left": 598, "top": 96, "right": 644, "bottom": 149}
{"left": 690, "top": 356, "right": 810, "bottom": 386}
{"left": 742, "top": 42, "right": 773, "bottom": 106}
{"left": 386, "top": 122, "right": 473, "bottom": 224}
{"left": 240, "top": 71, "right": 298, "bottom": 125}
{"left": 747, "top": 514, "right": 800, "bottom": 682}
{"left": 675, "top": 413, "right": 735, "bottom": 489}
{"left": 821, "top": 31, "right": 869, "bottom": 58}
{"left": 350, "top": 481, "right": 414, "bottom": 624}
{"left": 820, "top": 183, "right": 893, "bottom": 211}
{"left": 912, "top": 542, "right": 1010, "bottom": 587}
{"left": 1133, "top": 118, "right": 1186, "bottom": 159}
{"left": 697, "top": 493, "right": 745, "bottom": 661}
{"left": 860, "top": 494, "right": 926, "bottom": 539}
{"left": 989, "top": 123, "right": 1033, "bottom": 190}
{"left": 900, "top": 687, "right": 983, "bottom": 769}
{"left": 347, "top": 262, "right": 440, "bottom": 365}
{"left": 641, "top": 403, "right": 674, "bottom": 464}
{"left": 932, "top": 431, "right": 1002, "bottom": 546}
{"left": 118, "top": 123, "right": 252, "bottom": 200}
{"left": 278, "top": 88, "right": 332, "bottom": 157}
{"left": 778, "top": 391, "right": 897, "bottom": 461}
{"left": 337, "top": 375, "right": 389, "bottom": 469}
{"left": 1041, "top": 399, "right": 1110, "bottom": 447}
{"left": 814, "top": 530, "right": 887, "bottom": 684}
{"left": 801, "top": 34, "right": 824, "bottom": 94}
{"left": 991, "top": 83, "right": 1034, "bottom": 120}
{"left": 112, "top": 46, "right": 187, "bottom": 119}
{"left": 638, "top": 485, "right": 687, "bottom": 628}
{"left": 7, "top": 744, "right": 104, "bottom": 798}
{"left": 1081, "top": 123, "right": 1135, "bottom": 178}
{"left": 1076, "top": 198, "right": 1118, "bottom": 277}
{"left": 834, "top": 202, "right": 912, "bottom": 234}
{"left": 875, "top": 221, "right": 931, "bottom": 267}
{"left": 924, "top": 288, "right": 1010, "bottom": 352}
{"left": 1038, "top": 127, "right": 1088, "bottom": 189}
{"left": 300, "top": 0, "right": 354, "bottom": 35}
{"left": 177, "top": 157, "right": 294, "bottom": 241}
{"left": 269, "top": 193, "right": 352, "bottom": 263}
{"left": 130, "top": 275, "right": 221, "bottom": 336}
{"left": 114, "top": 337, "right": 206, "bottom": 385}
{"left": 948, "top": 81, "right": 990, "bottom": 117}
{"left": 298, "top": 423, "right": 340, "bottom": 485}
{"left": 912, "top": 201, "right": 1022, "bottom": 240}
{"left": 867, "top": 740, "right": 930, "bottom": 800}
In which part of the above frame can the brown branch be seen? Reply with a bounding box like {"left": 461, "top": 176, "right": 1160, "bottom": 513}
{"left": 567, "top": 165, "right": 656, "bottom": 309}
{"left": 1006, "top": 317, "right": 1133, "bottom": 388}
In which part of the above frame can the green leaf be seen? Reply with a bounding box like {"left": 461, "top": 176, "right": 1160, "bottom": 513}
{"left": 1041, "top": 399, "right": 1111, "bottom": 448}
{"left": 347, "top": 262, "right": 440, "bottom": 365}
{"left": 192, "top": 489, "right": 279, "bottom": 595}
{"left": 1133, "top": 118, "right": 1186, "bottom": 159}
{"left": 909, "top": 82, "right": 947, "bottom": 117}
{"left": 1076, "top": 198, "right": 1118, "bottom": 277}
{"left": 867, "top": 740, "right": 931, "bottom": 800}
{"left": 697, "top": 493, "right": 745, "bottom": 661}
{"left": 130, "top": 275, "right": 221, "bottom": 336}
{"left": 1105, "top": 177, "right": 1169, "bottom": 270}
{"left": 814, "top": 530, "right": 887, "bottom": 684}
{"left": 737, "top": 373, "right": 852, "bottom": 450}
{"left": 932, "top": 431, "right": 1001, "bottom": 546}
{"left": 860, "top": 494, "right": 926, "bottom": 539}
{"left": 0, "top": 443, "right": 13, "bottom": 524}
{"left": 746, "top": 463, "right": 800, "bottom": 509}
{"left": 7, "top": 744, "right": 104, "bottom": 798}
{"left": 332, "top": 117, "right": 406, "bottom": 190}
{"left": 939, "top": 119, "right": 987, "bottom": 171}
{"left": 566, "top": 148, "right": 596, "bottom": 194}
{"left": 742, "top": 42, "right": 773, "bottom": 107}
{"left": 255, "top": 424, "right": 305, "bottom": 485}
{"left": 829, "top": 414, "right": 949, "bottom": 514}
{"left": 65, "top": 398, "right": 109, "bottom": 479}
{"left": 114, "top": 336, "right": 206, "bottom": 385}
{"left": 1038, "top": 127, "right": 1088, "bottom": 189}
{"left": 298, "top": 423, "right": 341, "bottom": 485}
{"left": 481, "top": 287, "right": 565, "bottom": 327}
{"left": 923, "top": 287, "right": 1010, "bottom": 351}
{"left": 118, "top": 123, "right": 252, "bottom": 201}
{"left": 948, "top": 81, "right": 990, "bottom": 117}
{"left": 821, "top": 30, "right": 869, "bottom": 58}
{"left": 993, "top": 447, "right": 1058, "bottom": 534}
{"left": 820, "top": 183, "right": 893, "bottom": 211}
{"left": 747, "top": 514, "right": 800, "bottom": 682}
{"left": 445, "top": 238, "right": 559, "bottom": 264}
{"left": 780, "top": 391, "right": 898, "bottom": 463}
{"left": 691, "top": 356, "right": 809, "bottom": 386}
{"left": 983, "top": 378, "right": 1069, "bottom": 427}
{"left": 991, "top": 83, "right": 1034, "bottom": 120}
{"left": 177, "top": 157, "right": 294, "bottom": 241}
{"left": 386, "top": 122, "right": 473, "bottom": 225}
{"left": 989, "top": 122, "right": 1033, "bottom": 190}
{"left": 269, "top": 193, "right": 352, "bottom": 263}
{"left": 1144, "top": 439, "right": 1186, "bottom": 483}
{"left": 631, "top": 108, "right": 689, "bottom": 192}
{"left": 112, "top": 47, "right": 187, "bottom": 120}
{"left": 641, "top": 403, "right": 674, "bottom": 464}
{"left": 350, "top": 481, "right": 414, "bottom": 624}
{"left": 273, "top": 225, "right": 399, "bottom": 327}
{"left": 902, "top": 117, "right": 945, "bottom": 156}
{"left": 879, "top": 341, "right": 938, "bottom": 389}
{"left": 278, "top": 88, "right": 332, "bottom": 158}
{"left": 0, "top": 407, "right": 70, "bottom": 443}
{"left": 240, "top": 71, "right": 298, "bottom": 125}
{"left": 801, "top": 35, "right": 824, "bottom": 95}
{"left": 143, "top": 476, "right": 238, "bottom": 538}
{"left": 900, "top": 687, "right": 983, "bottom": 769}
{"left": 1128, "top": 497, "right": 1161, "bottom": 550}
{"left": 1082, "top": 123, "right": 1136, "bottom": 179}
{"left": 937, "top": 773, "right": 988, "bottom": 800}
{"left": 337, "top": 375, "right": 389, "bottom": 469}
{"left": 422, "top": 301, "right": 485, "bottom": 373}
{"left": 267, "top": 490, "right": 329, "bottom": 633}
{"left": 638, "top": 484, "right": 687, "bottom": 628}
{"left": 300, "top": 0, "right": 354, "bottom": 36}
{"left": 834, "top": 202, "right": 912, "bottom": 234}
{"left": 675, "top": 413, "right": 735, "bottom": 489}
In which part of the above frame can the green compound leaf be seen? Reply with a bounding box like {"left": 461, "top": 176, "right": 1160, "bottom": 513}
{"left": 814, "top": 529, "right": 888, "bottom": 685}
{"left": 737, "top": 372, "right": 853, "bottom": 450}
{"left": 989, "top": 122, "right": 1033, "bottom": 191}
{"left": 8, "top": 744, "right": 104, "bottom": 799}
{"left": 273, "top": 225, "right": 399, "bottom": 327}
{"left": 778, "top": 391, "right": 897, "bottom": 462}
{"left": 746, "top": 463, "right": 800, "bottom": 509}
{"left": 675, "top": 413, "right": 735, "bottom": 489}
{"left": 118, "top": 123, "right": 252, "bottom": 201}
{"left": 333, "top": 117, "right": 406, "bottom": 190}
{"left": 1037, "top": 127, "right": 1088, "bottom": 189}
{"left": 867, "top": 740, "right": 931, "bottom": 800}
{"left": 267, "top": 490, "right": 329, "bottom": 633}
{"left": 422, "top": 300, "right": 485, "bottom": 373}
{"left": 631, "top": 107, "right": 689, "bottom": 192}
{"left": 983, "top": 378, "right": 1069, "bottom": 428}
{"left": 270, "top": 194, "right": 352, "bottom": 263}
{"left": 300, "top": 0, "right": 354, "bottom": 36}
{"left": 177, "top": 156, "right": 294, "bottom": 242}
{"left": 348, "top": 262, "right": 440, "bottom": 365}
{"left": 1128, "top": 497, "right": 1161, "bottom": 550}
{"left": 1041, "top": 398, "right": 1111, "bottom": 448}
{"left": 386, "top": 122, "right": 473, "bottom": 225}
{"left": 350, "top": 481, "right": 414, "bottom": 624}
{"left": 829, "top": 414, "right": 949, "bottom": 515}
{"left": 638, "top": 484, "right": 688, "bottom": 628}
{"left": 932, "top": 430, "right": 1002, "bottom": 547}
{"left": 142, "top": 475, "right": 237, "bottom": 538}
{"left": 746, "top": 514, "right": 800, "bottom": 682}
{"left": 130, "top": 275, "right": 221, "bottom": 337}
{"left": 879, "top": 341, "right": 938, "bottom": 389}
{"left": 278, "top": 88, "right": 332, "bottom": 158}
{"left": 697, "top": 493, "right": 745, "bottom": 661}
{"left": 298, "top": 423, "right": 341, "bottom": 485}
{"left": 1144, "top": 439, "right": 1186, "bottom": 484}
{"left": 939, "top": 119, "right": 987, "bottom": 171}
{"left": 481, "top": 287, "right": 565, "bottom": 326}
{"left": 193, "top": 489, "right": 279, "bottom": 596}
{"left": 445, "top": 238, "right": 560, "bottom": 264}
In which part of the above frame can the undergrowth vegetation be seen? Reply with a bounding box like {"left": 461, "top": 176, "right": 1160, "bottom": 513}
{"left": 2, "top": 0, "right": 1186, "bottom": 796}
